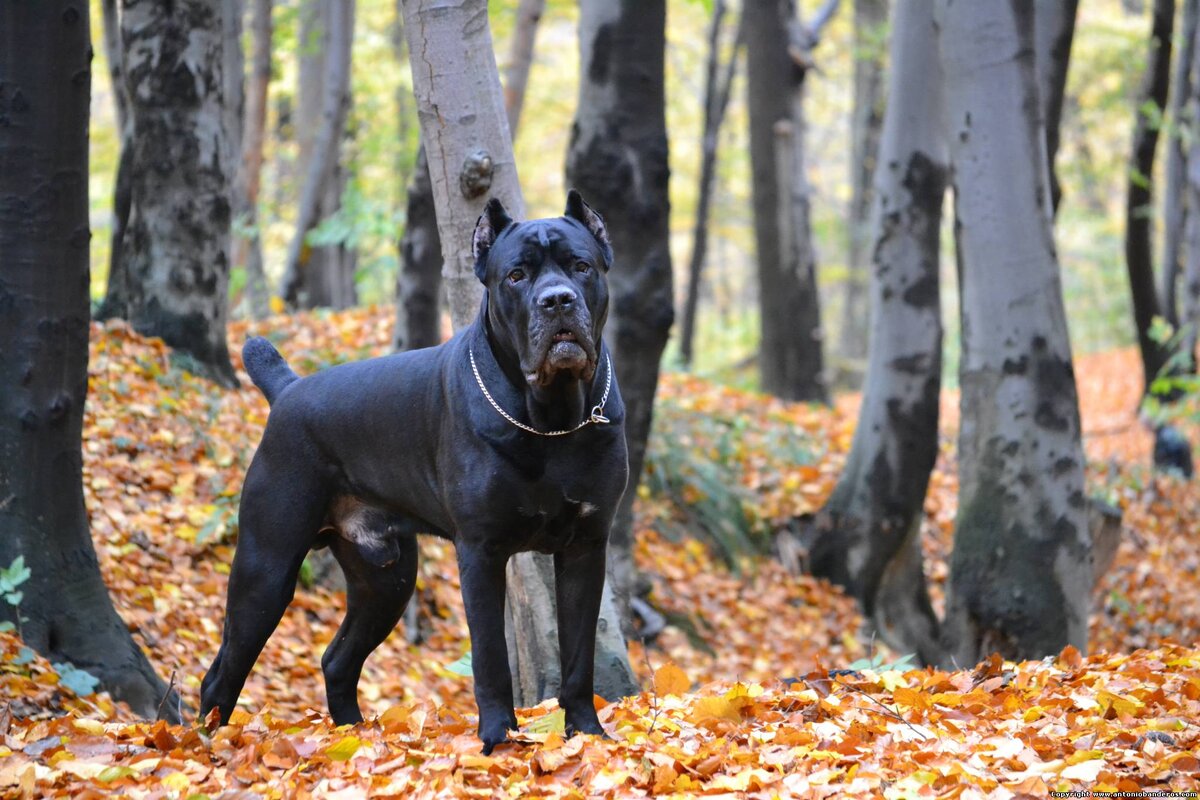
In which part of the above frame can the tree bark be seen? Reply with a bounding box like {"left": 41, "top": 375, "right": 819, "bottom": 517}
{"left": 1034, "top": 0, "right": 1079, "bottom": 216}
{"left": 504, "top": 0, "right": 546, "bottom": 138}
{"left": 0, "top": 0, "right": 179, "bottom": 720}
{"left": 566, "top": 0, "right": 675, "bottom": 636}
{"left": 120, "top": 0, "right": 239, "bottom": 387}
{"left": 394, "top": 143, "right": 443, "bottom": 352}
{"left": 680, "top": 1, "right": 742, "bottom": 369}
{"left": 392, "top": 10, "right": 443, "bottom": 353}
{"left": 1125, "top": 0, "right": 1176, "bottom": 391}
{"left": 1163, "top": 0, "right": 1198, "bottom": 323}
{"left": 745, "top": 0, "right": 832, "bottom": 403}
{"left": 837, "top": 0, "right": 887, "bottom": 371}
{"left": 1185, "top": 15, "right": 1200, "bottom": 360}
{"left": 400, "top": 0, "right": 638, "bottom": 706}
{"left": 233, "top": 0, "right": 273, "bottom": 320}
{"left": 806, "top": 0, "right": 945, "bottom": 664}
{"left": 281, "top": 0, "right": 357, "bottom": 310}
{"left": 96, "top": 0, "right": 134, "bottom": 322}
{"left": 937, "top": 0, "right": 1091, "bottom": 666}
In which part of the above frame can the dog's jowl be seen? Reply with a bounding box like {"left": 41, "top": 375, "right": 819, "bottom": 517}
{"left": 199, "top": 191, "right": 628, "bottom": 754}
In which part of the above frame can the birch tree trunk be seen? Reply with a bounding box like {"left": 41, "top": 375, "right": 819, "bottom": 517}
{"left": 745, "top": 0, "right": 832, "bottom": 403}
{"left": 805, "top": 0, "right": 945, "bottom": 664}
{"left": 680, "top": 1, "right": 742, "bottom": 369}
{"left": 0, "top": 0, "right": 179, "bottom": 720}
{"left": 937, "top": 0, "right": 1091, "bottom": 665}
{"left": 566, "top": 0, "right": 675, "bottom": 635}
{"left": 281, "top": 0, "right": 357, "bottom": 310}
{"left": 504, "top": 0, "right": 546, "bottom": 137}
{"left": 120, "top": 0, "right": 239, "bottom": 387}
{"left": 233, "top": 0, "right": 273, "bottom": 320}
{"left": 400, "top": 0, "right": 637, "bottom": 706}
{"left": 1034, "top": 0, "right": 1079, "bottom": 216}
{"left": 1125, "top": 0, "right": 1176, "bottom": 390}
{"left": 837, "top": 0, "right": 887, "bottom": 370}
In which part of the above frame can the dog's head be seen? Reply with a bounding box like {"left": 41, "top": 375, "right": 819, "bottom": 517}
{"left": 473, "top": 190, "right": 613, "bottom": 387}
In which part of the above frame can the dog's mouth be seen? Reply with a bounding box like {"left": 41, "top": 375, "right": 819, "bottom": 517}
{"left": 526, "top": 323, "right": 596, "bottom": 386}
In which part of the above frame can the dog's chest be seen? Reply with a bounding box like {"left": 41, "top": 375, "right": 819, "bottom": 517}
{"left": 500, "top": 472, "right": 602, "bottom": 553}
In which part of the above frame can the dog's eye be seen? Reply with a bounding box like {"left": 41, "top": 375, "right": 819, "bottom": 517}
{"left": 575, "top": 261, "right": 591, "bottom": 274}
{"left": 507, "top": 269, "right": 525, "bottom": 284}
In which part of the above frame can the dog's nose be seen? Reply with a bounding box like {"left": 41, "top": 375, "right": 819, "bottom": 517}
{"left": 537, "top": 285, "right": 576, "bottom": 311}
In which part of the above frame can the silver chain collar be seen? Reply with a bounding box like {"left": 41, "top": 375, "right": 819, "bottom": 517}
{"left": 468, "top": 346, "right": 612, "bottom": 436}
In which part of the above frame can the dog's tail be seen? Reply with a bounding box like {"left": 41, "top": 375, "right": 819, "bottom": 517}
{"left": 242, "top": 337, "right": 299, "bottom": 406}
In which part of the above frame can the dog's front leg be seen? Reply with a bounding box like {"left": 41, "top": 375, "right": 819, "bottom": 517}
{"left": 553, "top": 533, "right": 609, "bottom": 738}
{"left": 456, "top": 543, "right": 518, "bottom": 754}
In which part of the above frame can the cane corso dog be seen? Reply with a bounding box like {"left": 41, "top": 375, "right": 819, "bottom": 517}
{"left": 200, "top": 191, "right": 628, "bottom": 753}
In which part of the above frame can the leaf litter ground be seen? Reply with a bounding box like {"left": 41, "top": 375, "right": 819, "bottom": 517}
{"left": 1, "top": 308, "right": 1197, "bottom": 798}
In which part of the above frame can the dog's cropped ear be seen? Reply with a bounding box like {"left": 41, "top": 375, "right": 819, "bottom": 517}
{"left": 473, "top": 198, "right": 514, "bottom": 282}
{"left": 565, "top": 189, "right": 613, "bottom": 269}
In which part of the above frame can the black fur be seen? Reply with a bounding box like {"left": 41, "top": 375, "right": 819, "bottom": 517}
{"left": 201, "top": 194, "right": 626, "bottom": 755}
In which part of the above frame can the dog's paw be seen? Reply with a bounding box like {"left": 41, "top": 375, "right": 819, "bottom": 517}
{"left": 564, "top": 711, "right": 607, "bottom": 739}
{"left": 478, "top": 712, "right": 518, "bottom": 755}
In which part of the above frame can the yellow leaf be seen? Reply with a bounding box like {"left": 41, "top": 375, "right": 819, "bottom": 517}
{"left": 1097, "top": 689, "right": 1143, "bottom": 717}
{"left": 1065, "top": 750, "right": 1104, "bottom": 766}
{"left": 162, "top": 772, "right": 190, "bottom": 793}
{"left": 72, "top": 718, "right": 106, "bottom": 735}
{"left": 325, "top": 736, "right": 364, "bottom": 761}
{"left": 526, "top": 709, "right": 565, "bottom": 734}
{"left": 654, "top": 663, "right": 690, "bottom": 697}
{"left": 269, "top": 296, "right": 286, "bottom": 314}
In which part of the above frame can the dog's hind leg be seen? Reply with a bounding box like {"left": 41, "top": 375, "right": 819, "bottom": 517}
{"left": 321, "top": 532, "right": 417, "bottom": 725}
{"left": 200, "top": 457, "right": 328, "bottom": 725}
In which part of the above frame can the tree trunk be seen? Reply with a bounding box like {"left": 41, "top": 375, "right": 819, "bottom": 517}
{"left": 233, "top": 0, "right": 273, "bottom": 320}
{"left": 96, "top": 0, "right": 134, "bottom": 322}
{"left": 837, "top": 0, "right": 887, "bottom": 372}
{"left": 1126, "top": 0, "right": 1176, "bottom": 391}
{"left": 1034, "top": 0, "right": 1079, "bottom": 216}
{"left": 394, "top": 143, "right": 443, "bottom": 352}
{"left": 1163, "top": 0, "right": 1198, "bottom": 323}
{"left": 504, "top": 0, "right": 546, "bottom": 138}
{"left": 806, "top": 0, "right": 945, "bottom": 664}
{"left": 937, "top": 0, "right": 1091, "bottom": 666}
{"left": 400, "top": 0, "right": 638, "bottom": 706}
{"left": 1185, "top": 16, "right": 1200, "bottom": 360}
{"left": 680, "top": 1, "right": 742, "bottom": 369}
{"left": 120, "top": 0, "right": 239, "bottom": 387}
{"left": 281, "top": 0, "right": 356, "bottom": 310}
{"left": 0, "top": 0, "right": 179, "bottom": 720}
{"left": 566, "top": 0, "right": 675, "bottom": 636}
{"left": 745, "top": 0, "right": 832, "bottom": 403}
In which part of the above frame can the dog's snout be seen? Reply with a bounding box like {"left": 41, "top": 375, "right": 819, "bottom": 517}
{"left": 537, "top": 285, "right": 576, "bottom": 311}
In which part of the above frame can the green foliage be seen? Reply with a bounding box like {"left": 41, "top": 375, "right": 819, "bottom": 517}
{"left": 644, "top": 388, "right": 818, "bottom": 569}
{"left": 1141, "top": 317, "right": 1200, "bottom": 425}
{"left": 445, "top": 650, "right": 473, "bottom": 677}
{"left": 847, "top": 652, "right": 917, "bottom": 673}
{"left": 53, "top": 662, "right": 102, "bottom": 697}
{"left": 1, "top": 556, "right": 30, "bottom": 608}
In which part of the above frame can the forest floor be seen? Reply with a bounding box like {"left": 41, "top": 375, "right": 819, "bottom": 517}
{"left": 1, "top": 307, "right": 1198, "bottom": 798}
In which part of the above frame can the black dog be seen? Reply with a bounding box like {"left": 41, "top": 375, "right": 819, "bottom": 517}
{"left": 200, "top": 191, "right": 628, "bottom": 754}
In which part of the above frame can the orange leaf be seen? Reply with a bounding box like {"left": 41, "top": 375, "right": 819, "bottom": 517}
{"left": 654, "top": 663, "right": 690, "bottom": 697}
